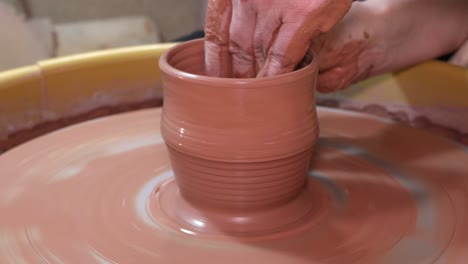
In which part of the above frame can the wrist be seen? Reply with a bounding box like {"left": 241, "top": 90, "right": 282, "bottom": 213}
{"left": 369, "top": 0, "right": 468, "bottom": 73}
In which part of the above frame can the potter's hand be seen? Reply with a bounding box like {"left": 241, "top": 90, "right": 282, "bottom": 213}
{"left": 204, "top": 0, "right": 353, "bottom": 78}
{"left": 311, "top": 2, "right": 385, "bottom": 93}
{"left": 315, "top": 0, "right": 468, "bottom": 93}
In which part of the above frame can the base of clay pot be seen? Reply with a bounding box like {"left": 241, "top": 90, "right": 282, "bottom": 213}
{"left": 153, "top": 178, "right": 330, "bottom": 239}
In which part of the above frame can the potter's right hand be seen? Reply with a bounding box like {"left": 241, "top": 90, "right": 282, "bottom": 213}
{"left": 204, "top": 0, "right": 353, "bottom": 78}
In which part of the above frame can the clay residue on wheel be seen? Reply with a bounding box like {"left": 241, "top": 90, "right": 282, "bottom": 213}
{"left": 0, "top": 97, "right": 163, "bottom": 153}
{"left": 316, "top": 99, "right": 468, "bottom": 146}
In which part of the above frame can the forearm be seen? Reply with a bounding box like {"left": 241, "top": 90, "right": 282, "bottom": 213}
{"left": 371, "top": 0, "right": 468, "bottom": 75}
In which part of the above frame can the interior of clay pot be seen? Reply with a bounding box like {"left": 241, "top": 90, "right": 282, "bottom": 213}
{"left": 164, "top": 38, "right": 314, "bottom": 79}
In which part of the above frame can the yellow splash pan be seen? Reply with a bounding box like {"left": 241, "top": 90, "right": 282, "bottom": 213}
{"left": 0, "top": 42, "right": 467, "bottom": 152}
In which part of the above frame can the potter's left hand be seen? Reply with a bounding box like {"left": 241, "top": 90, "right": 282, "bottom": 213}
{"left": 204, "top": 0, "right": 353, "bottom": 78}
{"left": 311, "top": 2, "right": 386, "bottom": 93}
{"left": 314, "top": 0, "right": 468, "bottom": 93}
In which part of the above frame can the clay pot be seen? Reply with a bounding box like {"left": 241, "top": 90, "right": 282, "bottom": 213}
{"left": 159, "top": 38, "right": 319, "bottom": 210}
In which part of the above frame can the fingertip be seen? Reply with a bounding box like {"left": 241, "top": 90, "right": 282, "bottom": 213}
{"left": 257, "top": 50, "right": 296, "bottom": 77}
{"left": 316, "top": 79, "right": 336, "bottom": 93}
{"left": 316, "top": 69, "right": 348, "bottom": 93}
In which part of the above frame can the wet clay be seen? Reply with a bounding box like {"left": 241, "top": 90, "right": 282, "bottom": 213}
{"left": 158, "top": 38, "right": 319, "bottom": 234}
{"left": 0, "top": 107, "right": 467, "bottom": 263}
{"left": 160, "top": 39, "right": 318, "bottom": 204}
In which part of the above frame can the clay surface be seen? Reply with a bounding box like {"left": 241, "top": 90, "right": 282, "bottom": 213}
{"left": 0, "top": 107, "right": 467, "bottom": 263}
{"left": 159, "top": 39, "right": 319, "bottom": 211}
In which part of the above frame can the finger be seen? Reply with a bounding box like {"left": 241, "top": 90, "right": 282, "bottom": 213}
{"left": 317, "top": 52, "right": 375, "bottom": 93}
{"left": 256, "top": 0, "right": 352, "bottom": 78}
{"left": 316, "top": 0, "right": 353, "bottom": 34}
{"left": 316, "top": 65, "right": 358, "bottom": 93}
{"left": 310, "top": 34, "right": 329, "bottom": 57}
{"left": 204, "top": 0, "right": 233, "bottom": 77}
{"left": 253, "top": 10, "right": 281, "bottom": 73}
{"left": 229, "top": 0, "right": 256, "bottom": 78}
{"left": 258, "top": 22, "right": 313, "bottom": 77}
{"left": 317, "top": 68, "right": 346, "bottom": 93}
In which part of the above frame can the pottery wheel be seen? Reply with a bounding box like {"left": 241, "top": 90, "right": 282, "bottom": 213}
{"left": 0, "top": 107, "right": 467, "bottom": 263}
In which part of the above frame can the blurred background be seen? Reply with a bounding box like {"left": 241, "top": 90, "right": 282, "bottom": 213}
{"left": 0, "top": 0, "right": 209, "bottom": 71}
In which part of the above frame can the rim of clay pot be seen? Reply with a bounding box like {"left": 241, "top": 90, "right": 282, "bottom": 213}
{"left": 159, "top": 38, "right": 318, "bottom": 88}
